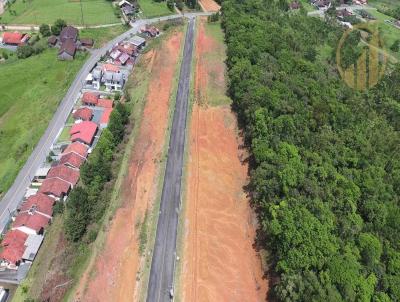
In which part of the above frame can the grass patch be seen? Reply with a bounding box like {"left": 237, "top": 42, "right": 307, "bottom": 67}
{"left": 0, "top": 49, "right": 87, "bottom": 198}
{"left": 299, "top": 0, "right": 316, "bottom": 12}
{"left": 57, "top": 126, "right": 71, "bottom": 143}
{"left": 79, "top": 25, "right": 129, "bottom": 48}
{"left": 1, "top": 0, "right": 119, "bottom": 25}
{"left": 368, "top": 0, "right": 400, "bottom": 11}
{"left": 203, "top": 21, "right": 231, "bottom": 106}
{"left": 363, "top": 10, "right": 400, "bottom": 62}
{"left": 138, "top": 0, "right": 173, "bottom": 18}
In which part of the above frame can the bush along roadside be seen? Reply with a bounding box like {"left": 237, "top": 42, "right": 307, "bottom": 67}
{"left": 64, "top": 99, "right": 130, "bottom": 243}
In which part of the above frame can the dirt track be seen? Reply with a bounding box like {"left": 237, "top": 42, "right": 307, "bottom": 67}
{"left": 180, "top": 18, "right": 267, "bottom": 302}
{"left": 73, "top": 31, "right": 184, "bottom": 302}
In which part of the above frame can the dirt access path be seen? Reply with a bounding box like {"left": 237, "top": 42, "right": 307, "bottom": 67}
{"left": 199, "top": 0, "right": 221, "bottom": 12}
{"left": 73, "top": 30, "right": 184, "bottom": 302}
{"left": 180, "top": 18, "right": 268, "bottom": 302}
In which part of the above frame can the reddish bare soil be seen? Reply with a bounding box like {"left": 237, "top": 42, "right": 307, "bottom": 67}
{"left": 74, "top": 31, "right": 183, "bottom": 302}
{"left": 199, "top": 0, "right": 221, "bottom": 12}
{"left": 180, "top": 17, "right": 268, "bottom": 302}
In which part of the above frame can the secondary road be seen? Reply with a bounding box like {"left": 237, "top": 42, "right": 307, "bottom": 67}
{"left": 0, "top": 13, "right": 209, "bottom": 234}
{"left": 147, "top": 17, "right": 196, "bottom": 302}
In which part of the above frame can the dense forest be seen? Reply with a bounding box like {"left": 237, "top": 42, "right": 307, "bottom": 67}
{"left": 221, "top": 0, "right": 400, "bottom": 301}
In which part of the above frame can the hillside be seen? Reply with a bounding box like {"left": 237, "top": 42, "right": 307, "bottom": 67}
{"left": 222, "top": 0, "right": 400, "bottom": 300}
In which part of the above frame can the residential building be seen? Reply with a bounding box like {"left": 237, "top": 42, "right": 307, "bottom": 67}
{"left": 80, "top": 38, "right": 94, "bottom": 48}
{"left": 59, "top": 152, "right": 86, "bottom": 169}
{"left": 97, "top": 99, "right": 113, "bottom": 108}
{"left": 58, "top": 39, "right": 76, "bottom": 61}
{"left": 39, "top": 177, "right": 71, "bottom": 199}
{"left": 100, "top": 108, "right": 113, "bottom": 129}
{"left": 2, "top": 32, "right": 30, "bottom": 46}
{"left": 19, "top": 193, "right": 55, "bottom": 219}
{"left": 60, "top": 26, "right": 78, "bottom": 43}
{"left": 12, "top": 212, "right": 50, "bottom": 235}
{"left": 0, "top": 230, "right": 28, "bottom": 266}
{"left": 70, "top": 121, "right": 98, "bottom": 145}
{"left": 129, "top": 35, "right": 146, "bottom": 49}
{"left": 62, "top": 141, "right": 89, "bottom": 158}
{"left": 46, "top": 164, "right": 80, "bottom": 187}
{"left": 92, "top": 67, "right": 103, "bottom": 89}
{"left": 82, "top": 92, "right": 99, "bottom": 106}
{"left": 73, "top": 107, "right": 93, "bottom": 121}
{"left": 22, "top": 234, "right": 44, "bottom": 263}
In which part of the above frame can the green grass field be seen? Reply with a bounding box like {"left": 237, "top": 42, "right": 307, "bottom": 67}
{"left": 79, "top": 25, "right": 129, "bottom": 48}
{"left": 138, "top": 0, "right": 172, "bottom": 18}
{"left": 0, "top": 0, "right": 119, "bottom": 25}
{"left": 365, "top": 9, "right": 400, "bottom": 62}
{"left": 368, "top": 0, "right": 400, "bottom": 11}
{"left": 0, "top": 49, "right": 86, "bottom": 198}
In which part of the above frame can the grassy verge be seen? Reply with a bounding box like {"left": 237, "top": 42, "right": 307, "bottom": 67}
{"left": 79, "top": 25, "right": 130, "bottom": 49}
{"left": 0, "top": 49, "right": 87, "bottom": 198}
{"left": 138, "top": 0, "right": 173, "bottom": 18}
{"left": 137, "top": 21, "right": 188, "bottom": 302}
{"left": 1, "top": 0, "right": 119, "bottom": 25}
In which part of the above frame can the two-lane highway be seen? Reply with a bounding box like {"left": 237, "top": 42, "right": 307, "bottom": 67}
{"left": 147, "top": 17, "right": 196, "bottom": 302}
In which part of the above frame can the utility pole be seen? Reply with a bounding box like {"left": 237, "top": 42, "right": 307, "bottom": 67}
{"left": 79, "top": 0, "right": 84, "bottom": 26}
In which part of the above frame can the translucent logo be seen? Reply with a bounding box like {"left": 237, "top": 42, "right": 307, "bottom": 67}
{"left": 336, "top": 23, "right": 387, "bottom": 91}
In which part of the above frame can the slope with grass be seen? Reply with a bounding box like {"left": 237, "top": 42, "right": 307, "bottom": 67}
{"left": 138, "top": 0, "right": 172, "bottom": 18}
{"left": 1, "top": 0, "right": 119, "bottom": 25}
{"left": 79, "top": 25, "right": 129, "bottom": 48}
{"left": 0, "top": 49, "right": 87, "bottom": 197}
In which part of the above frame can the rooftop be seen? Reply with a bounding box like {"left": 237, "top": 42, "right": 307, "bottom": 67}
{"left": 73, "top": 107, "right": 93, "bottom": 121}
{"left": 59, "top": 152, "right": 86, "bottom": 169}
{"left": 62, "top": 141, "right": 88, "bottom": 158}
{"left": 39, "top": 177, "right": 70, "bottom": 198}
{"left": 13, "top": 212, "right": 50, "bottom": 233}
{"left": 82, "top": 92, "right": 99, "bottom": 105}
{"left": 19, "top": 193, "right": 55, "bottom": 217}
{"left": 70, "top": 121, "right": 98, "bottom": 145}
{"left": 46, "top": 164, "right": 80, "bottom": 186}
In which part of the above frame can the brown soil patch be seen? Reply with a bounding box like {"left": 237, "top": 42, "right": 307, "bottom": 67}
{"left": 199, "top": 0, "right": 220, "bottom": 12}
{"left": 74, "top": 31, "right": 183, "bottom": 302}
{"left": 180, "top": 15, "right": 268, "bottom": 302}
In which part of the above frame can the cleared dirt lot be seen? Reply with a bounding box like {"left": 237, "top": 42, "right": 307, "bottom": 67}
{"left": 73, "top": 30, "right": 184, "bottom": 302}
{"left": 180, "top": 18, "right": 267, "bottom": 302}
{"left": 199, "top": 0, "right": 221, "bottom": 12}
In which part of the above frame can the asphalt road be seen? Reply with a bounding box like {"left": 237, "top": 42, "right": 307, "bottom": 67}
{"left": 0, "top": 13, "right": 209, "bottom": 234}
{"left": 146, "top": 17, "right": 195, "bottom": 302}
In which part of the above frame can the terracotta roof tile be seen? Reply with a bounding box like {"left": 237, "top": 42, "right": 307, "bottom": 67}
{"left": 47, "top": 164, "right": 80, "bottom": 186}
{"left": 19, "top": 193, "right": 55, "bottom": 217}
{"left": 39, "top": 178, "right": 70, "bottom": 198}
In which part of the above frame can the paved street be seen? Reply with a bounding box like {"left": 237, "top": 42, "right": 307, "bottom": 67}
{"left": 146, "top": 17, "right": 195, "bottom": 302}
{"left": 0, "top": 13, "right": 210, "bottom": 234}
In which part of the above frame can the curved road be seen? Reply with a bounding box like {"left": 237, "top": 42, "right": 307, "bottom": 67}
{"left": 0, "top": 13, "right": 210, "bottom": 234}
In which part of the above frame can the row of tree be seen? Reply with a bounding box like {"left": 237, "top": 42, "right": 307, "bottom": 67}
{"left": 221, "top": 0, "right": 400, "bottom": 300}
{"left": 64, "top": 101, "right": 130, "bottom": 242}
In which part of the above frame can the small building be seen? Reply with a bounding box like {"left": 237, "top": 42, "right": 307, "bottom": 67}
{"left": 58, "top": 39, "right": 76, "bottom": 61}
{"left": 0, "top": 230, "right": 28, "bottom": 266}
{"left": 70, "top": 121, "right": 98, "bottom": 145}
{"left": 73, "top": 107, "right": 93, "bottom": 121}
{"left": 82, "top": 92, "right": 99, "bottom": 106}
{"left": 60, "top": 26, "right": 78, "bottom": 43}
{"left": 2, "top": 32, "right": 30, "bottom": 46}
{"left": 80, "top": 38, "right": 94, "bottom": 48}
{"left": 129, "top": 35, "right": 146, "bottom": 49}
{"left": 104, "top": 71, "right": 124, "bottom": 91}
{"left": 59, "top": 152, "right": 86, "bottom": 169}
{"left": 46, "top": 164, "right": 80, "bottom": 187}
{"left": 33, "top": 166, "right": 51, "bottom": 183}
{"left": 48, "top": 35, "right": 57, "bottom": 47}
{"left": 141, "top": 25, "right": 159, "bottom": 38}
{"left": 39, "top": 177, "right": 71, "bottom": 199}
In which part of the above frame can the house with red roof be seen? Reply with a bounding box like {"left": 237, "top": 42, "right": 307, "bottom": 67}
{"left": 39, "top": 177, "right": 71, "bottom": 199}
{"left": 12, "top": 212, "right": 50, "bottom": 235}
{"left": 97, "top": 99, "right": 113, "bottom": 108}
{"left": 46, "top": 164, "right": 80, "bottom": 187}
{"left": 59, "top": 152, "right": 86, "bottom": 169}
{"left": 0, "top": 230, "right": 28, "bottom": 266}
{"left": 73, "top": 107, "right": 93, "bottom": 121}
{"left": 2, "top": 32, "right": 30, "bottom": 46}
{"left": 62, "top": 141, "right": 88, "bottom": 158}
{"left": 19, "top": 193, "right": 55, "bottom": 219}
{"left": 70, "top": 121, "right": 98, "bottom": 145}
{"left": 100, "top": 108, "right": 113, "bottom": 129}
{"left": 82, "top": 92, "right": 99, "bottom": 106}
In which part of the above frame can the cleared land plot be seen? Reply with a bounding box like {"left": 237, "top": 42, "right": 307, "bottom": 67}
{"left": 198, "top": 0, "right": 220, "bottom": 12}
{"left": 73, "top": 28, "right": 184, "bottom": 302}
{"left": 0, "top": 49, "right": 86, "bottom": 198}
{"left": 138, "top": 0, "right": 172, "bottom": 18}
{"left": 79, "top": 25, "right": 129, "bottom": 48}
{"left": 180, "top": 18, "right": 267, "bottom": 302}
{"left": 0, "top": 0, "right": 119, "bottom": 25}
